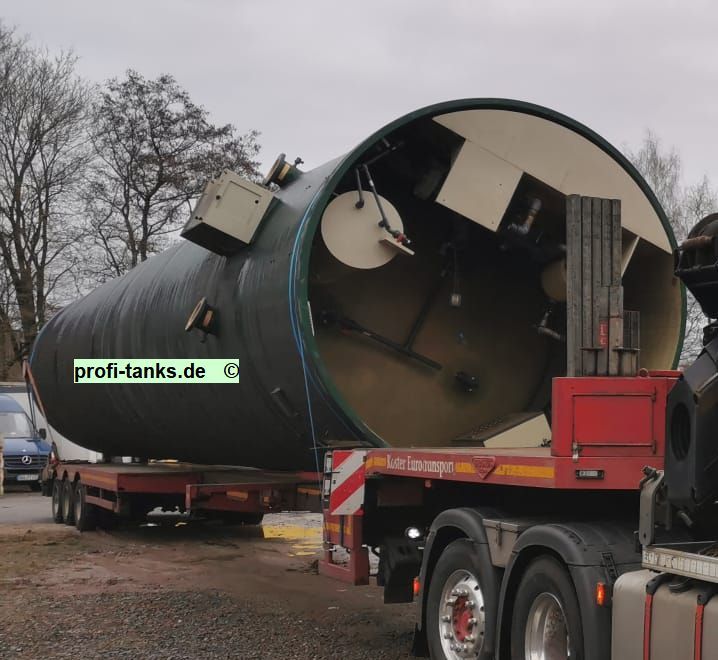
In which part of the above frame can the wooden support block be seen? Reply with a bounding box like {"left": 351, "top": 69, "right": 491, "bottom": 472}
{"left": 565, "top": 195, "right": 630, "bottom": 377}
{"left": 379, "top": 237, "right": 415, "bottom": 256}
{"left": 621, "top": 310, "right": 641, "bottom": 375}
{"left": 611, "top": 200, "right": 622, "bottom": 286}
{"left": 581, "top": 197, "right": 596, "bottom": 376}
{"left": 598, "top": 287, "right": 610, "bottom": 376}
{"left": 591, "top": 199, "right": 605, "bottom": 376}
{"left": 566, "top": 195, "right": 582, "bottom": 377}
{"left": 608, "top": 285, "right": 623, "bottom": 376}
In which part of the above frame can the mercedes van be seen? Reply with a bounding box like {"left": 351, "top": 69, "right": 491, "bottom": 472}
{"left": 0, "top": 394, "right": 50, "bottom": 490}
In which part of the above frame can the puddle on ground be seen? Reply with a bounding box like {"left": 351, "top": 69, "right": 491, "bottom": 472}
{"left": 262, "top": 523, "right": 323, "bottom": 556}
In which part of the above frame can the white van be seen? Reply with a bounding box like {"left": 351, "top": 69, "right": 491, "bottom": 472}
{"left": 0, "top": 383, "right": 100, "bottom": 462}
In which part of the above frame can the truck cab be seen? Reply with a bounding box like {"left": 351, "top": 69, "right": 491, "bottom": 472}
{"left": 0, "top": 394, "right": 50, "bottom": 491}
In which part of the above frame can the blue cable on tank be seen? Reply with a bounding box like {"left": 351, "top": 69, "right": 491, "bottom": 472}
{"left": 288, "top": 192, "right": 324, "bottom": 485}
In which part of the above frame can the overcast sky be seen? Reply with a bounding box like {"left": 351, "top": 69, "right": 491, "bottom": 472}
{"left": 1, "top": 0, "right": 716, "bottom": 188}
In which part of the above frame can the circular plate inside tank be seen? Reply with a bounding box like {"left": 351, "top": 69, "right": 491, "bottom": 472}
{"left": 320, "top": 191, "right": 404, "bottom": 269}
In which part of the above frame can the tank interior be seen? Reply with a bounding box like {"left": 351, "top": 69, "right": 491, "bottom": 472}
{"left": 308, "top": 109, "right": 683, "bottom": 449}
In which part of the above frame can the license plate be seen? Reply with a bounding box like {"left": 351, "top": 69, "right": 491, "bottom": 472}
{"left": 16, "top": 474, "right": 39, "bottom": 481}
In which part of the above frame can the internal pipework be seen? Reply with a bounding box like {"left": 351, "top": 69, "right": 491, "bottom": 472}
{"left": 308, "top": 108, "right": 682, "bottom": 449}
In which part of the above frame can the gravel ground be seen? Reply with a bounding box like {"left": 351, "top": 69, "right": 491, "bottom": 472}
{"left": 0, "top": 590, "right": 415, "bottom": 659}
{"left": 0, "top": 501, "right": 416, "bottom": 659}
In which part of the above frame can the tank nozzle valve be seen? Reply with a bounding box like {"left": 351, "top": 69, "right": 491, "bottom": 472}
{"left": 185, "top": 297, "right": 218, "bottom": 342}
{"left": 455, "top": 371, "right": 478, "bottom": 393}
{"left": 534, "top": 303, "right": 564, "bottom": 342}
{"left": 508, "top": 197, "right": 542, "bottom": 236}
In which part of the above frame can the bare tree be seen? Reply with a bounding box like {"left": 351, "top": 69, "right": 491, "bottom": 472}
{"left": 0, "top": 267, "right": 21, "bottom": 380}
{"left": 86, "top": 70, "right": 261, "bottom": 279}
{"left": 627, "top": 131, "right": 684, "bottom": 227}
{"left": 626, "top": 132, "right": 718, "bottom": 364}
{"left": 0, "top": 25, "right": 91, "bottom": 366}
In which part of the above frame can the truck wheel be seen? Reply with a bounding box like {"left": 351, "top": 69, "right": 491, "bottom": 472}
{"left": 426, "top": 539, "right": 491, "bottom": 660}
{"left": 510, "top": 556, "right": 584, "bottom": 660}
{"left": 61, "top": 479, "right": 76, "bottom": 526}
{"left": 74, "top": 482, "right": 97, "bottom": 532}
{"left": 51, "top": 479, "right": 64, "bottom": 524}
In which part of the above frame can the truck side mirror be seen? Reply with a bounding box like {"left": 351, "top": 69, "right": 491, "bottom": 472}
{"left": 38, "top": 428, "right": 47, "bottom": 440}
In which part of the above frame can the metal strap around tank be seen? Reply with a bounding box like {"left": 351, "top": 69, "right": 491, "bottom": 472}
{"left": 694, "top": 586, "right": 718, "bottom": 660}
{"left": 642, "top": 572, "right": 673, "bottom": 660}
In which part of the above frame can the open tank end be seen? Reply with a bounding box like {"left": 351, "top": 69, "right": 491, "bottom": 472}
{"left": 308, "top": 108, "right": 682, "bottom": 450}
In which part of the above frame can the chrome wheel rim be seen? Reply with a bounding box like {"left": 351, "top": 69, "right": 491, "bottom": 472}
{"left": 438, "top": 569, "right": 485, "bottom": 659}
{"left": 74, "top": 486, "right": 82, "bottom": 522}
{"left": 52, "top": 482, "right": 60, "bottom": 517}
{"left": 62, "top": 483, "right": 71, "bottom": 520}
{"left": 525, "top": 592, "right": 570, "bottom": 660}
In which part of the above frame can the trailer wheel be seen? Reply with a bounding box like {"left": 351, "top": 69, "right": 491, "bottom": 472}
{"left": 61, "top": 479, "right": 76, "bottom": 526}
{"left": 73, "top": 482, "right": 97, "bottom": 532}
{"left": 510, "top": 556, "right": 584, "bottom": 660}
{"left": 426, "top": 539, "right": 490, "bottom": 660}
{"left": 51, "top": 479, "right": 64, "bottom": 524}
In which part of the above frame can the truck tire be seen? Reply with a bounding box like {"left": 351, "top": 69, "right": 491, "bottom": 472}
{"left": 73, "top": 482, "right": 97, "bottom": 532}
{"left": 510, "top": 556, "right": 584, "bottom": 660}
{"left": 426, "top": 539, "right": 492, "bottom": 660}
{"left": 62, "top": 478, "right": 76, "bottom": 526}
{"left": 51, "top": 479, "right": 64, "bottom": 524}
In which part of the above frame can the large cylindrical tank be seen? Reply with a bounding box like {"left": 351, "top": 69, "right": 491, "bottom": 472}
{"left": 30, "top": 99, "right": 685, "bottom": 470}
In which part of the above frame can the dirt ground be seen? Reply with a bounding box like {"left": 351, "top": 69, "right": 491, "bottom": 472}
{"left": 0, "top": 491, "right": 416, "bottom": 659}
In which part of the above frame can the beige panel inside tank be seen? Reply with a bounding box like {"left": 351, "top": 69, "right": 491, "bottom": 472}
{"left": 434, "top": 110, "right": 672, "bottom": 253}
{"left": 435, "top": 141, "right": 523, "bottom": 231}
{"left": 623, "top": 241, "right": 683, "bottom": 369}
{"left": 481, "top": 413, "right": 551, "bottom": 448}
{"left": 622, "top": 233, "right": 640, "bottom": 275}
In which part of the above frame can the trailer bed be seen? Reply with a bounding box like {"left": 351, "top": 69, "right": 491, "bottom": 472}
{"left": 362, "top": 445, "right": 650, "bottom": 490}
{"left": 48, "top": 461, "right": 322, "bottom": 520}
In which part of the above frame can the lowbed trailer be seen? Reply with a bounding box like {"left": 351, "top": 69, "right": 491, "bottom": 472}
{"left": 44, "top": 460, "right": 321, "bottom": 530}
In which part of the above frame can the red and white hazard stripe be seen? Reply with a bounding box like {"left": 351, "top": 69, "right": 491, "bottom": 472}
{"left": 328, "top": 450, "right": 367, "bottom": 516}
